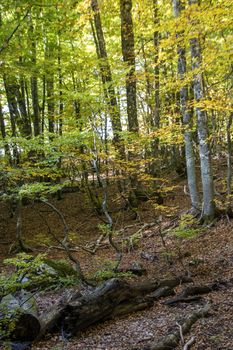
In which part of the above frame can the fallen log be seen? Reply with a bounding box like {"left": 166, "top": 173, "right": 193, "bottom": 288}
{"left": 62, "top": 278, "right": 138, "bottom": 337}
{"left": 39, "top": 289, "right": 82, "bottom": 337}
{"left": 142, "top": 302, "right": 211, "bottom": 350}
{"left": 40, "top": 276, "right": 192, "bottom": 338}
{"left": 0, "top": 275, "right": 193, "bottom": 343}
{"left": 0, "top": 291, "right": 41, "bottom": 342}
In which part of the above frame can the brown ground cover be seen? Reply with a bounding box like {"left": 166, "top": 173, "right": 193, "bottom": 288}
{"left": 0, "top": 184, "right": 232, "bottom": 350}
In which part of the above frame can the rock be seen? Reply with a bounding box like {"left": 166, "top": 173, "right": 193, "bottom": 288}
{"left": 130, "top": 262, "right": 147, "bottom": 276}
{"left": 140, "top": 252, "right": 158, "bottom": 262}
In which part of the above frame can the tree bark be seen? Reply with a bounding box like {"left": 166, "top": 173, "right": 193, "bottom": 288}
{"left": 173, "top": 0, "right": 200, "bottom": 212}
{"left": 120, "top": 0, "right": 140, "bottom": 203}
{"left": 189, "top": 0, "right": 215, "bottom": 220}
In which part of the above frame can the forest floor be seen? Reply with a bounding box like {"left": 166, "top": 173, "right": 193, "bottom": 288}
{"left": 0, "top": 180, "right": 233, "bottom": 350}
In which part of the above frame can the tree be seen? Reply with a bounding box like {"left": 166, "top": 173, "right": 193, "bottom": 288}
{"left": 120, "top": 0, "right": 138, "bottom": 134}
{"left": 173, "top": 0, "right": 200, "bottom": 212}
{"left": 189, "top": 0, "right": 215, "bottom": 220}
{"left": 91, "top": 0, "right": 124, "bottom": 158}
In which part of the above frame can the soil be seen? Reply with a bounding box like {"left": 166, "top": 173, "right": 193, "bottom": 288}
{"left": 0, "top": 182, "right": 232, "bottom": 350}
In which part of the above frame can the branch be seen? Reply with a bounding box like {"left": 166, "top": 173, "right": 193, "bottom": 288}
{"left": 183, "top": 336, "right": 195, "bottom": 350}
{"left": 0, "top": 7, "right": 32, "bottom": 55}
{"left": 144, "top": 302, "right": 211, "bottom": 350}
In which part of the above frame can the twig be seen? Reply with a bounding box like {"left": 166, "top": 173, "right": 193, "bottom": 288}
{"left": 91, "top": 233, "right": 107, "bottom": 254}
{"left": 176, "top": 322, "right": 184, "bottom": 345}
{"left": 183, "top": 336, "right": 195, "bottom": 350}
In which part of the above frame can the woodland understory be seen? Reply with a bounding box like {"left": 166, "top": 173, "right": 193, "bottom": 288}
{"left": 0, "top": 0, "right": 233, "bottom": 349}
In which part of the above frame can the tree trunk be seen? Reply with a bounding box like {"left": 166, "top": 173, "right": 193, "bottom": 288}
{"left": 91, "top": 0, "right": 124, "bottom": 157}
{"left": 227, "top": 113, "right": 233, "bottom": 196}
{"left": 150, "top": 0, "right": 160, "bottom": 176}
{"left": 45, "top": 39, "right": 55, "bottom": 134}
{"left": 120, "top": 0, "right": 140, "bottom": 203}
{"left": 120, "top": 0, "right": 138, "bottom": 134}
{"left": 189, "top": 0, "right": 215, "bottom": 220}
{"left": 173, "top": 0, "right": 200, "bottom": 212}
{"left": 58, "top": 31, "right": 63, "bottom": 136}
{"left": 29, "top": 17, "right": 40, "bottom": 136}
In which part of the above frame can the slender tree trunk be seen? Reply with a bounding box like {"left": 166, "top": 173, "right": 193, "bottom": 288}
{"left": 227, "top": 113, "right": 233, "bottom": 196}
{"left": 41, "top": 75, "right": 46, "bottom": 134}
{"left": 45, "top": 40, "right": 55, "bottom": 134}
{"left": 120, "top": 0, "right": 138, "bottom": 134}
{"left": 140, "top": 37, "right": 152, "bottom": 124}
{"left": 24, "top": 79, "right": 31, "bottom": 118}
{"left": 16, "top": 77, "right": 32, "bottom": 138}
{"left": 120, "top": 0, "right": 140, "bottom": 205}
{"left": 58, "top": 32, "right": 63, "bottom": 136}
{"left": 29, "top": 18, "right": 40, "bottom": 136}
{"left": 189, "top": 0, "right": 215, "bottom": 220}
{"left": 173, "top": 0, "right": 200, "bottom": 212}
{"left": 47, "top": 78, "right": 55, "bottom": 134}
{"left": 72, "top": 73, "right": 81, "bottom": 126}
{"left": 150, "top": 0, "right": 160, "bottom": 176}
{"left": 140, "top": 36, "right": 153, "bottom": 174}
{"left": 91, "top": 0, "right": 124, "bottom": 158}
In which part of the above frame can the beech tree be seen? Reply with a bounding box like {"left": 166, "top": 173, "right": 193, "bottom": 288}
{"left": 173, "top": 0, "right": 200, "bottom": 212}
{"left": 189, "top": 0, "right": 215, "bottom": 220}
